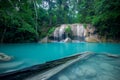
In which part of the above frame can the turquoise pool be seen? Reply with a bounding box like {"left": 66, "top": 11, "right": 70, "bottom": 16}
{"left": 0, "top": 43, "right": 120, "bottom": 74}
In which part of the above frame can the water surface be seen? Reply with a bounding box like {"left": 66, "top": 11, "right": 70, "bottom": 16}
{"left": 0, "top": 43, "right": 120, "bottom": 74}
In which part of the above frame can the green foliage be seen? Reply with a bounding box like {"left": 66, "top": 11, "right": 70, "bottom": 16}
{"left": 18, "top": 22, "right": 36, "bottom": 34}
{"left": 0, "top": 0, "right": 120, "bottom": 43}
{"left": 65, "top": 25, "right": 71, "bottom": 37}
{"left": 91, "top": 0, "right": 120, "bottom": 38}
{"left": 65, "top": 25, "right": 71, "bottom": 34}
{"left": 40, "top": 32, "right": 48, "bottom": 39}
{"left": 47, "top": 27, "right": 55, "bottom": 36}
{"left": 0, "top": 0, "right": 38, "bottom": 43}
{"left": 83, "top": 23, "right": 87, "bottom": 29}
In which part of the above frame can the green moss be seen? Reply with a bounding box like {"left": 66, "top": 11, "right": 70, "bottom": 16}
{"left": 65, "top": 25, "right": 71, "bottom": 33}
{"left": 83, "top": 23, "right": 87, "bottom": 29}
{"left": 47, "top": 27, "right": 55, "bottom": 36}
{"left": 65, "top": 25, "right": 72, "bottom": 37}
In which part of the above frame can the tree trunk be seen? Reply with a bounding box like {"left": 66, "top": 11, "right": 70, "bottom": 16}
{"left": 33, "top": 0, "right": 39, "bottom": 41}
{"left": 1, "top": 28, "right": 6, "bottom": 43}
{"left": 8, "top": 0, "right": 16, "bottom": 10}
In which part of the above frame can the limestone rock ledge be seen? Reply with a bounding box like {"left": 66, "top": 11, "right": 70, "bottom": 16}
{"left": 85, "top": 36, "right": 100, "bottom": 42}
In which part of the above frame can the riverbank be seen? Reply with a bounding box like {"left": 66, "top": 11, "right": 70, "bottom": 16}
{"left": 100, "top": 37, "right": 120, "bottom": 43}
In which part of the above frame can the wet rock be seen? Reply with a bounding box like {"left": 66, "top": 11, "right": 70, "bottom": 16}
{"left": 64, "top": 37, "right": 72, "bottom": 43}
{"left": 85, "top": 36, "right": 100, "bottom": 42}
{"left": 75, "top": 68, "right": 84, "bottom": 77}
{"left": 58, "top": 75, "right": 69, "bottom": 80}
{"left": 45, "top": 23, "right": 101, "bottom": 42}
{"left": 53, "top": 27, "right": 60, "bottom": 38}
{"left": 53, "top": 27, "right": 60, "bottom": 41}
{"left": 68, "top": 70, "right": 77, "bottom": 79}
{"left": 105, "top": 54, "right": 120, "bottom": 58}
{"left": 101, "top": 75, "right": 115, "bottom": 80}
{"left": 80, "top": 66, "right": 97, "bottom": 78}
{"left": 100, "top": 63, "right": 114, "bottom": 71}
{"left": 0, "top": 53, "right": 12, "bottom": 61}
{"left": 71, "top": 24, "right": 85, "bottom": 41}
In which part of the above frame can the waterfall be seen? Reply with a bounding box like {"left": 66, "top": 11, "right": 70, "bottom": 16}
{"left": 53, "top": 31, "right": 56, "bottom": 41}
{"left": 52, "top": 24, "right": 86, "bottom": 42}
{"left": 77, "top": 25, "right": 80, "bottom": 41}
{"left": 59, "top": 25, "right": 65, "bottom": 41}
{"left": 53, "top": 28, "right": 59, "bottom": 41}
{"left": 76, "top": 24, "right": 85, "bottom": 41}
{"left": 53, "top": 26, "right": 65, "bottom": 42}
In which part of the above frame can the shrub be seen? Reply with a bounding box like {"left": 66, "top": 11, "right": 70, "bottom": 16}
{"left": 65, "top": 25, "right": 71, "bottom": 33}
{"left": 48, "top": 27, "right": 55, "bottom": 36}
{"left": 83, "top": 23, "right": 87, "bottom": 29}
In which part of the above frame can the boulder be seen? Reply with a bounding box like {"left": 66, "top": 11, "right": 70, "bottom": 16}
{"left": 40, "top": 36, "right": 51, "bottom": 43}
{"left": 0, "top": 53, "right": 12, "bottom": 61}
{"left": 85, "top": 36, "right": 100, "bottom": 42}
{"left": 79, "top": 66, "right": 97, "bottom": 78}
{"left": 45, "top": 24, "right": 100, "bottom": 42}
{"left": 64, "top": 37, "right": 72, "bottom": 43}
{"left": 100, "top": 63, "right": 114, "bottom": 71}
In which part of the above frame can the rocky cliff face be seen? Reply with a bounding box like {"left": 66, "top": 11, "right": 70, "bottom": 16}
{"left": 41, "top": 24, "right": 100, "bottom": 43}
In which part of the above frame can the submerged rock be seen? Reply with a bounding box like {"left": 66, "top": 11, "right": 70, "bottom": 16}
{"left": 75, "top": 68, "right": 84, "bottom": 77}
{"left": 105, "top": 53, "right": 120, "bottom": 58}
{"left": 100, "top": 63, "right": 114, "bottom": 71}
{"left": 0, "top": 53, "right": 12, "bottom": 61}
{"left": 0, "top": 61, "right": 24, "bottom": 69}
{"left": 58, "top": 75, "right": 69, "bottom": 80}
{"left": 47, "top": 53, "right": 120, "bottom": 80}
{"left": 101, "top": 75, "right": 116, "bottom": 80}
{"left": 80, "top": 66, "right": 97, "bottom": 78}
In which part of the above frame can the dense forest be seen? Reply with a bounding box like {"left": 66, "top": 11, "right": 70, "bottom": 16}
{"left": 0, "top": 0, "right": 120, "bottom": 43}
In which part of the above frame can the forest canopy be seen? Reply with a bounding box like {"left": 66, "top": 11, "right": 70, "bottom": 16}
{"left": 0, "top": 0, "right": 120, "bottom": 43}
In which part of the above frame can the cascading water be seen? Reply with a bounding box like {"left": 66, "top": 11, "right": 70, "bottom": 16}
{"left": 77, "top": 25, "right": 80, "bottom": 41}
{"left": 53, "top": 27, "right": 60, "bottom": 41}
{"left": 76, "top": 24, "right": 85, "bottom": 41}
{"left": 80, "top": 25, "right": 85, "bottom": 41}
{"left": 53, "top": 28, "right": 58, "bottom": 41}
{"left": 59, "top": 25, "right": 65, "bottom": 41}
{"left": 52, "top": 24, "right": 86, "bottom": 42}
{"left": 53, "top": 31, "right": 56, "bottom": 41}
